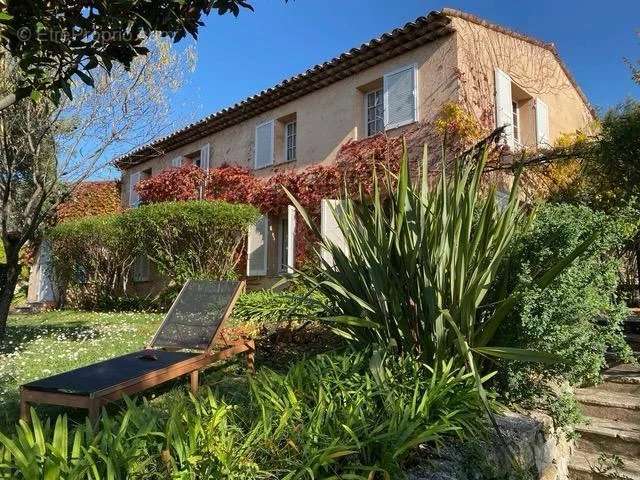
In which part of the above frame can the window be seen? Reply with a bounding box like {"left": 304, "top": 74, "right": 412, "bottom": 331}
{"left": 383, "top": 64, "right": 417, "bottom": 130}
{"left": 129, "top": 169, "right": 151, "bottom": 207}
{"left": 247, "top": 215, "right": 268, "bottom": 276}
{"left": 512, "top": 101, "right": 520, "bottom": 145}
{"left": 366, "top": 89, "right": 384, "bottom": 137}
{"left": 535, "top": 98, "right": 550, "bottom": 147}
{"left": 285, "top": 121, "right": 297, "bottom": 161}
{"left": 129, "top": 172, "right": 141, "bottom": 207}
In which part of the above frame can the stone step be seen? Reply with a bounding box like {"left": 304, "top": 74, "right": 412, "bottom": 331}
{"left": 569, "top": 450, "right": 640, "bottom": 480}
{"left": 626, "top": 333, "right": 640, "bottom": 350}
{"left": 597, "top": 364, "right": 640, "bottom": 395}
{"left": 575, "top": 417, "right": 640, "bottom": 458}
{"left": 575, "top": 388, "right": 640, "bottom": 423}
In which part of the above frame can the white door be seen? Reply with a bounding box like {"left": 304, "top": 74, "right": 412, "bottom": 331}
{"left": 320, "top": 199, "right": 349, "bottom": 267}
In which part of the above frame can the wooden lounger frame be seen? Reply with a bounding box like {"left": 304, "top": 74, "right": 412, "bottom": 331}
{"left": 20, "top": 280, "right": 254, "bottom": 424}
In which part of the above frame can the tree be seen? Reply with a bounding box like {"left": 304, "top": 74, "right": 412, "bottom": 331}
{"left": 0, "top": 0, "right": 252, "bottom": 110}
{"left": 0, "top": 36, "right": 196, "bottom": 341}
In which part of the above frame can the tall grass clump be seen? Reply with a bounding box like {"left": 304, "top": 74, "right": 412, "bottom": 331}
{"left": 0, "top": 350, "right": 490, "bottom": 479}
{"left": 285, "top": 131, "right": 595, "bottom": 380}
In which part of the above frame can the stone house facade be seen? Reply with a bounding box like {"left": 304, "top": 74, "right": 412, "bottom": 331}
{"left": 114, "top": 8, "right": 595, "bottom": 287}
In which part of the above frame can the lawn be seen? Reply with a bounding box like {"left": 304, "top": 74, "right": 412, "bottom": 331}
{"left": 0, "top": 310, "right": 162, "bottom": 429}
{"left": 0, "top": 309, "right": 341, "bottom": 431}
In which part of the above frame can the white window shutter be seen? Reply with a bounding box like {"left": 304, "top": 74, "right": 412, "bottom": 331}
{"left": 247, "top": 215, "right": 268, "bottom": 276}
{"left": 383, "top": 65, "right": 417, "bottom": 130}
{"left": 129, "top": 172, "right": 141, "bottom": 207}
{"left": 286, "top": 205, "right": 296, "bottom": 274}
{"left": 494, "top": 68, "right": 514, "bottom": 148}
{"left": 171, "top": 156, "right": 182, "bottom": 168}
{"left": 255, "top": 121, "right": 274, "bottom": 169}
{"left": 320, "top": 199, "right": 349, "bottom": 267}
{"left": 535, "top": 98, "right": 550, "bottom": 148}
{"left": 200, "top": 143, "right": 210, "bottom": 170}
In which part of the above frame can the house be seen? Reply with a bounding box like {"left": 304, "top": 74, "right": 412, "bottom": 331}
{"left": 26, "top": 181, "right": 122, "bottom": 306}
{"left": 114, "top": 8, "right": 595, "bottom": 287}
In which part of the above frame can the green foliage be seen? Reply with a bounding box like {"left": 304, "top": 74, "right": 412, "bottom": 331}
{"left": 545, "top": 388, "right": 585, "bottom": 439}
{"left": 287, "top": 134, "right": 592, "bottom": 382}
{"left": 122, "top": 200, "right": 259, "bottom": 287}
{"left": 233, "top": 288, "right": 332, "bottom": 324}
{"left": 48, "top": 201, "right": 259, "bottom": 309}
{"left": 554, "top": 100, "right": 640, "bottom": 212}
{"left": 0, "top": 243, "right": 4, "bottom": 263}
{"left": 0, "top": 0, "right": 253, "bottom": 106}
{"left": 0, "top": 349, "right": 491, "bottom": 479}
{"left": 494, "top": 203, "right": 634, "bottom": 395}
{"left": 48, "top": 214, "right": 135, "bottom": 310}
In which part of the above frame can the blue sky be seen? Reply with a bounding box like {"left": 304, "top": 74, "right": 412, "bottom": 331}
{"left": 169, "top": 0, "right": 639, "bottom": 126}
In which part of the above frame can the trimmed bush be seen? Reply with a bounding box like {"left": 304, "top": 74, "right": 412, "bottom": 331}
{"left": 49, "top": 200, "right": 259, "bottom": 309}
{"left": 121, "top": 200, "right": 259, "bottom": 286}
{"left": 494, "top": 203, "right": 635, "bottom": 398}
{"left": 49, "top": 214, "right": 135, "bottom": 309}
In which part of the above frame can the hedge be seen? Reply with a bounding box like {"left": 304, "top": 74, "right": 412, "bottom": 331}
{"left": 49, "top": 200, "right": 259, "bottom": 309}
{"left": 493, "top": 203, "right": 636, "bottom": 398}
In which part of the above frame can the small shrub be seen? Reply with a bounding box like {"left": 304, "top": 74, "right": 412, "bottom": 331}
{"left": 49, "top": 214, "right": 135, "bottom": 310}
{"left": 494, "top": 203, "right": 635, "bottom": 398}
{"left": 232, "top": 288, "right": 332, "bottom": 324}
{"left": 546, "top": 388, "right": 585, "bottom": 439}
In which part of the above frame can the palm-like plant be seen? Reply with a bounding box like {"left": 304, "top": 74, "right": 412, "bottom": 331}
{"left": 285, "top": 130, "right": 596, "bottom": 377}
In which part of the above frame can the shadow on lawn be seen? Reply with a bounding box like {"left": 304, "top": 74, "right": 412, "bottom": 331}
{"left": 0, "top": 322, "right": 101, "bottom": 355}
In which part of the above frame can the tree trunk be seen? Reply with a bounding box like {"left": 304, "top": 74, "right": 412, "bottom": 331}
{"left": 0, "top": 93, "right": 17, "bottom": 113}
{"left": 0, "top": 258, "right": 19, "bottom": 342}
{"left": 635, "top": 233, "right": 640, "bottom": 305}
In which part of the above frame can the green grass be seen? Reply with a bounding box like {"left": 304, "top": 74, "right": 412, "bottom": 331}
{"left": 0, "top": 310, "right": 162, "bottom": 429}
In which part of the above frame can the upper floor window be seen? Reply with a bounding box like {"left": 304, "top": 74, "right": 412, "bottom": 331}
{"left": 366, "top": 89, "right": 384, "bottom": 137}
{"left": 361, "top": 64, "right": 417, "bottom": 138}
{"left": 285, "top": 121, "right": 297, "bottom": 162}
{"left": 495, "top": 68, "right": 549, "bottom": 150}
{"left": 255, "top": 121, "right": 274, "bottom": 169}
{"left": 512, "top": 101, "right": 520, "bottom": 145}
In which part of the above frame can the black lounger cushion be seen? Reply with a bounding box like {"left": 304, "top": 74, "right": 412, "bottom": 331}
{"left": 23, "top": 350, "right": 200, "bottom": 395}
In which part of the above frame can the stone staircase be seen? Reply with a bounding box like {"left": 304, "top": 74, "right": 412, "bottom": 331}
{"left": 569, "top": 364, "right": 640, "bottom": 479}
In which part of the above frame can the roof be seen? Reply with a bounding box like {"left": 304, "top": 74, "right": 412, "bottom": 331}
{"left": 114, "top": 10, "right": 454, "bottom": 169}
{"left": 115, "top": 8, "right": 594, "bottom": 170}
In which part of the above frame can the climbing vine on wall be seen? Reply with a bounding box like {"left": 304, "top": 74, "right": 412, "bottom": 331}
{"left": 135, "top": 102, "right": 488, "bottom": 265}
{"left": 57, "top": 181, "right": 122, "bottom": 222}
{"left": 136, "top": 133, "right": 404, "bottom": 265}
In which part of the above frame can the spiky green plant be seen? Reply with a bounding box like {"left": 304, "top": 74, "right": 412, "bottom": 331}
{"left": 0, "top": 350, "right": 490, "bottom": 480}
{"left": 285, "top": 132, "right": 596, "bottom": 376}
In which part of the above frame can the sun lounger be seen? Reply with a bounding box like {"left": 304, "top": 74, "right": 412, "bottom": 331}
{"left": 20, "top": 280, "right": 254, "bottom": 423}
